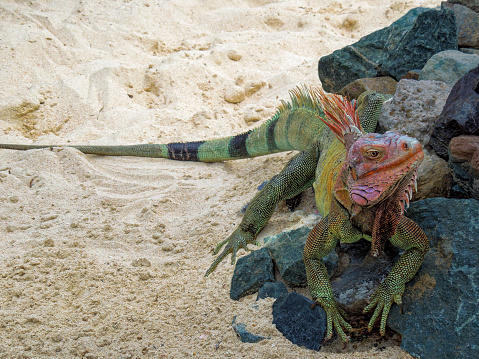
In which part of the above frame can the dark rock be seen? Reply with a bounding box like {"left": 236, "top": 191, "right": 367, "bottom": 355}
{"left": 318, "top": 7, "right": 429, "bottom": 92}
{"left": 379, "top": 8, "right": 457, "bottom": 80}
{"left": 446, "top": 0, "right": 479, "bottom": 13}
{"left": 448, "top": 135, "right": 479, "bottom": 198}
{"left": 256, "top": 281, "right": 288, "bottom": 300}
{"left": 388, "top": 197, "right": 479, "bottom": 359}
{"left": 318, "top": 8, "right": 457, "bottom": 92}
{"left": 231, "top": 316, "right": 268, "bottom": 343}
{"left": 272, "top": 292, "right": 327, "bottom": 351}
{"left": 265, "top": 227, "right": 338, "bottom": 286}
{"left": 331, "top": 239, "right": 398, "bottom": 313}
{"left": 430, "top": 65, "right": 479, "bottom": 159}
{"left": 419, "top": 50, "right": 479, "bottom": 86}
{"left": 230, "top": 247, "right": 274, "bottom": 300}
{"left": 450, "top": 3, "right": 479, "bottom": 48}
{"left": 339, "top": 76, "right": 397, "bottom": 99}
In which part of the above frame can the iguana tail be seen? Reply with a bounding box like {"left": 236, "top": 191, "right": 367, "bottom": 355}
{"left": 0, "top": 86, "right": 330, "bottom": 162}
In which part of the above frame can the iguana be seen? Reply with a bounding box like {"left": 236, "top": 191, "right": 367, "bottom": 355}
{"left": 0, "top": 86, "right": 428, "bottom": 341}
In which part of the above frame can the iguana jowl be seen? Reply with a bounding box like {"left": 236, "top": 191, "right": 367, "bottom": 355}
{"left": 0, "top": 87, "right": 429, "bottom": 341}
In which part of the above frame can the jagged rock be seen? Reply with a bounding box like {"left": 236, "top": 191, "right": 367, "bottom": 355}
{"left": 446, "top": 0, "right": 479, "bottom": 12}
{"left": 388, "top": 198, "right": 479, "bottom": 359}
{"left": 430, "top": 65, "right": 479, "bottom": 159}
{"left": 230, "top": 247, "right": 274, "bottom": 300}
{"left": 419, "top": 50, "right": 479, "bottom": 86}
{"left": 448, "top": 135, "right": 479, "bottom": 198}
{"left": 318, "top": 8, "right": 457, "bottom": 92}
{"left": 272, "top": 292, "right": 327, "bottom": 351}
{"left": 339, "top": 77, "right": 397, "bottom": 99}
{"left": 448, "top": 3, "right": 479, "bottom": 48}
{"left": 256, "top": 281, "right": 288, "bottom": 301}
{"left": 265, "top": 227, "right": 338, "bottom": 286}
{"left": 331, "top": 239, "right": 398, "bottom": 313}
{"left": 231, "top": 316, "right": 267, "bottom": 343}
{"left": 379, "top": 8, "right": 457, "bottom": 81}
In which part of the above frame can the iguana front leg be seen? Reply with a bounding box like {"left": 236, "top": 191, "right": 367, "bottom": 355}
{"left": 303, "top": 210, "right": 364, "bottom": 341}
{"left": 205, "top": 144, "right": 319, "bottom": 276}
{"left": 363, "top": 216, "right": 429, "bottom": 335}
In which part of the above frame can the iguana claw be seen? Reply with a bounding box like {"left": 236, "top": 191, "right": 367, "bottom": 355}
{"left": 205, "top": 228, "right": 257, "bottom": 277}
{"left": 363, "top": 281, "right": 404, "bottom": 336}
{"left": 315, "top": 297, "right": 352, "bottom": 342}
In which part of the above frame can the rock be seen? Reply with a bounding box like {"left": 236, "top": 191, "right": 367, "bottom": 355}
{"left": 430, "top": 65, "right": 479, "bottom": 159}
{"left": 244, "top": 80, "right": 266, "bottom": 97}
{"left": 379, "top": 8, "right": 457, "bottom": 80}
{"left": 230, "top": 247, "right": 274, "bottom": 301}
{"left": 231, "top": 316, "right": 267, "bottom": 343}
{"left": 243, "top": 107, "right": 263, "bottom": 124}
{"left": 318, "top": 8, "right": 457, "bottom": 92}
{"left": 224, "top": 85, "right": 245, "bottom": 104}
{"left": 339, "top": 77, "right": 397, "bottom": 99}
{"left": 331, "top": 239, "right": 398, "bottom": 313}
{"left": 265, "top": 227, "right": 338, "bottom": 286}
{"left": 419, "top": 50, "right": 479, "bottom": 86}
{"left": 256, "top": 281, "right": 288, "bottom": 300}
{"left": 448, "top": 135, "right": 479, "bottom": 198}
{"left": 388, "top": 197, "right": 479, "bottom": 359}
{"left": 450, "top": 3, "right": 479, "bottom": 48}
{"left": 380, "top": 79, "right": 452, "bottom": 145}
{"left": 461, "top": 48, "right": 479, "bottom": 56}
{"left": 446, "top": 0, "right": 479, "bottom": 12}
{"left": 272, "top": 292, "right": 327, "bottom": 351}
{"left": 226, "top": 50, "right": 242, "bottom": 61}
{"left": 415, "top": 149, "right": 452, "bottom": 200}
{"left": 401, "top": 69, "right": 421, "bottom": 80}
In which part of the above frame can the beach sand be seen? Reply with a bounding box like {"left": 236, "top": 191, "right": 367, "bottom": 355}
{"left": 0, "top": 1, "right": 441, "bottom": 357}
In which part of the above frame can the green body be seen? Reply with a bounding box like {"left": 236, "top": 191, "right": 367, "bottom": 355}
{"left": 0, "top": 87, "right": 428, "bottom": 341}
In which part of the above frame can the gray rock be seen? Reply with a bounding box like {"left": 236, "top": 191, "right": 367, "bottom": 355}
{"left": 430, "top": 65, "right": 479, "bottom": 159}
{"left": 446, "top": 0, "right": 479, "bottom": 12}
{"left": 331, "top": 239, "right": 398, "bottom": 313}
{"left": 451, "top": 3, "right": 479, "bottom": 48}
{"left": 230, "top": 247, "right": 274, "bottom": 300}
{"left": 272, "top": 292, "right": 327, "bottom": 351}
{"left": 419, "top": 50, "right": 479, "bottom": 86}
{"left": 388, "top": 197, "right": 479, "bottom": 359}
{"left": 231, "top": 316, "right": 268, "bottom": 343}
{"left": 265, "top": 227, "right": 338, "bottom": 286}
{"left": 256, "top": 281, "right": 288, "bottom": 301}
{"left": 318, "top": 8, "right": 457, "bottom": 92}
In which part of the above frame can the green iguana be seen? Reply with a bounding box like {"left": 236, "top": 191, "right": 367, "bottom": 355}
{"left": 0, "top": 86, "right": 428, "bottom": 341}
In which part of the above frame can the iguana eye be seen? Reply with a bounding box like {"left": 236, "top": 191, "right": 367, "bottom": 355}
{"left": 366, "top": 149, "right": 381, "bottom": 159}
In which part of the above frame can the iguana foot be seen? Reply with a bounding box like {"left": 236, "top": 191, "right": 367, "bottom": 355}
{"left": 205, "top": 227, "right": 258, "bottom": 276}
{"left": 363, "top": 281, "right": 404, "bottom": 336}
{"left": 315, "top": 297, "right": 352, "bottom": 342}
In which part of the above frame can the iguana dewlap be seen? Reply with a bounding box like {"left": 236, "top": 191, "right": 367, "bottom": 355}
{"left": 0, "top": 87, "right": 429, "bottom": 342}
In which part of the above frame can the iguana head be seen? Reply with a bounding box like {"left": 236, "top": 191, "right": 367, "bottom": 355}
{"left": 346, "top": 132, "right": 423, "bottom": 212}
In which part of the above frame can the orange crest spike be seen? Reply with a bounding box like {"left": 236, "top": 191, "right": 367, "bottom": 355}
{"left": 313, "top": 88, "right": 364, "bottom": 145}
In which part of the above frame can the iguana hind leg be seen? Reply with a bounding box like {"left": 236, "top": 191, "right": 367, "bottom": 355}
{"left": 205, "top": 144, "right": 319, "bottom": 276}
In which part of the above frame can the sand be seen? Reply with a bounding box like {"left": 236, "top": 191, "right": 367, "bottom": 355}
{"left": 0, "top": 0, "right": 442, "bottom": 358}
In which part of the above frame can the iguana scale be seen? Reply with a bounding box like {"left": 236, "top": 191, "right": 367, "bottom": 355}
{"left": 0, "top": 87, "right": 429, "bottom": 341}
